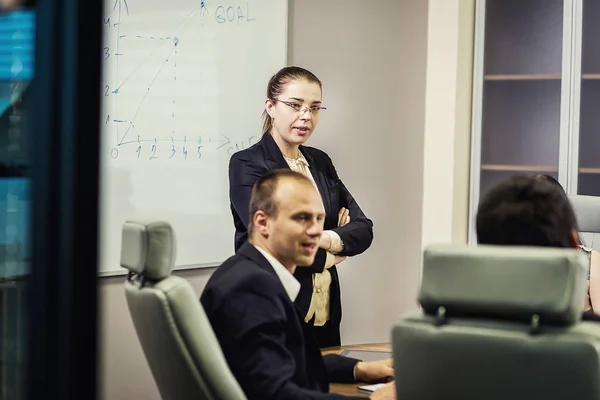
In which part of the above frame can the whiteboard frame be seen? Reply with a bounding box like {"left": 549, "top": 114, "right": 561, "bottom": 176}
{"left": 99, "top": 0, "right": 290, "bottom": 277}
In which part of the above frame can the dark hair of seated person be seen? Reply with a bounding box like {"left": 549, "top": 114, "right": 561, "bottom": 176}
{"left": 532, "top": 173, "right": 562, "bottom": 189}
{"left": 476, "top": 175, "right": 579, "bottom": 249}
{"left": 532, "top": 174, "right": 589, "bottom": 246}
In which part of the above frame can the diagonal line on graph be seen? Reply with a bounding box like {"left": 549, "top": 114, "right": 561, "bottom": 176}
{"left": 114, "top": 9, "right": 197, "bottom": 92}
{"left": 118, "top": 46, "right": 177, "bottom": 145}
{"left": 117, "top": 8, "right": 201, "bottom": 145}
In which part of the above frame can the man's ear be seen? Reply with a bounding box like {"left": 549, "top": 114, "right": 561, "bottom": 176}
{"left": 571, "top": 229, "right": 581, "bottom": 248}
{"left": 253, "top": 210, "right": 269, "bottom": 237}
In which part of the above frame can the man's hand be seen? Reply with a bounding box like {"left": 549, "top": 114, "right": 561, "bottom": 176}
{"left": 370, "top": 382, "right": 396, "bottom": 400}
{"left": 338, "top": 207, "right": 350, "bottom": 227}
{"left": 354, "top": 359, "right": 394, "bottom": 383}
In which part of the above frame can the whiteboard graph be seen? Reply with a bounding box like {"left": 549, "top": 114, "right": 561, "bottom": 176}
{"left": 103, "top": 0, "right": 261, "bottom": 162}
{"left": 99, "top": 0, "right": 287, "bottom": 276}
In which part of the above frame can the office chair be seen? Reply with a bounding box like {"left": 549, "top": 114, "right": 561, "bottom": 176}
{"left": 570, "top": 195, "right": 600, "bottom": 251}
{"left": 393, "top": 244, "right": 600, "bottom": 400}
{"left": 121, "top": 220, "right": 247, "bottom": 400}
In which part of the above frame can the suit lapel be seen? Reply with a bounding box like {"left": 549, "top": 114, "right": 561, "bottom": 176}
{"left": 241, "top": 242, "right": 329, "bottom": 392}
{"left": 261, "top": 132, "right": 290, "bottom": 171}
{"left": 260, "top": 133, "right": 333, "bottom": 218}
{"left": 238, "top": 242, "right": 279, "bottom": 277}
{"left": 300, "top": 147, "right": 332, "bottom": 216}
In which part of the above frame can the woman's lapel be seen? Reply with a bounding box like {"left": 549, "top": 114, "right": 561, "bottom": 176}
{"left": 261, "top": 132, "right": 290, "bottom": 170}
{"left": 300, "top": 146, "right": 332, "bottom": 214}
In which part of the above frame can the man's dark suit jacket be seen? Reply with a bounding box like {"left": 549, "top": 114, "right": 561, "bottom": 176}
{"left": 200, "top": 243, "right": 366, "bottom": 399}
{"left": 228, "top": 132, "right": 374, "bottom": 327}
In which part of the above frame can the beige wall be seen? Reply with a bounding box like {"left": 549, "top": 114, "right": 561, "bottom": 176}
{"left": 287, "top": 0, "right": 428, "bottom": 345}
{"left": 98, "top": 1, "right": 475, "bottom": 398}
{"left": 420, "top": 0, "right": 475, "bottom": 258}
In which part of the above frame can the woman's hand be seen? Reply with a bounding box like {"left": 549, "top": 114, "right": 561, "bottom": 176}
{"left": 318, "top": 208, "right": 348, "bottom": 250}
{"left": 338, "top": 207, "right": 350, "bottom": 227}
{"left": 319, "top": 207, "right": 351, "bottom": 262}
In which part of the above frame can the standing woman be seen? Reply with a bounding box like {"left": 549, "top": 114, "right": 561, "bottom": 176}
{"left": 228, "top": 66, "right": 374, "bottom": 347}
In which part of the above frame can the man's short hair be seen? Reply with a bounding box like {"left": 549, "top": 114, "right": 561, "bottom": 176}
{"left": 247, "top": 169, "right": 314, "bottom": 236}
{"left": 476, "top": 175, "right": 578, "bottom": 248}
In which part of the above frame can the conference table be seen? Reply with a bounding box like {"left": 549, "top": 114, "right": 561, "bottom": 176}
{"left": 321, "top": 342, "right": 392, "bottom": 397}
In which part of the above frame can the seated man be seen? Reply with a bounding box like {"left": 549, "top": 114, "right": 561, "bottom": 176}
{"left": 475, "top": 174, "right": 598, "bottom": 321}
{"left": 201, "top": 169, "right": 395, "bottom": 400}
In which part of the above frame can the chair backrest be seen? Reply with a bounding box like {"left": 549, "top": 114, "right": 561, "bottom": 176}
{"left": 393, "top": 244, "right": 600, "bottom": 400}
{"left": 121, "top": 220, "right": 246, "bottom": 400}
{"left": 570, "top": 195, "right": 600, "bottom": 251}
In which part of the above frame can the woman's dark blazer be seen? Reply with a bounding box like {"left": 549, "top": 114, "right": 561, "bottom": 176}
{"left": 228, "top": 132, "right": 374, "bottom": 326}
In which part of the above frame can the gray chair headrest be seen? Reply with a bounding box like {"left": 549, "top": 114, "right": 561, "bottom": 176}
{"left": 569, "top": 195, "right": 600, "bottom": 233}
{"left": 419, "top": 244, "right": 587, "bottom": 325}
{"left": 120, "top": 220, "right": 176, "bottom": 281}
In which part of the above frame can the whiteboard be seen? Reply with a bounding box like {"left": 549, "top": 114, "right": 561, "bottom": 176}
{"left": 99, "top": 0, "right": 288, "bottom": 276}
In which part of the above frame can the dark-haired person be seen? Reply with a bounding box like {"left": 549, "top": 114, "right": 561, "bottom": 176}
{"left": 476, "top": 174, "right": 600, "bottom": 322}
{"left": 228, "top": 66, "right": 374, "bottom": 347}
